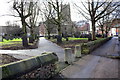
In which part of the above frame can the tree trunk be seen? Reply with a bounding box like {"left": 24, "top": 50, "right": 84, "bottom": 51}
{"left": 57, "top": 24, "right": 62, "bottom": 44}
{"left": 91, "top": 20, "right": 96, "bottom": 40}
{"left": 105, "top": 27, "right": 108, "bottom": 37}
{"left": 101, "top": 29, "right": 104, "bottom": 38}
{"left": 21, "top": 19, "right": 29, "bottom": 47}
{"left": 29, "top": 27, "right": 34, "bottom": 43}
{"left": 105, "top": 31, "right": 108, "bottom": 37}
{"left": 48, "top": 31, "right": 51, "bottom": 39}
{"left": 56, "top": 1, "right": 62, "bottom": 44}
{"left": 22, "top": 34, "right": 28, "bottom": 47}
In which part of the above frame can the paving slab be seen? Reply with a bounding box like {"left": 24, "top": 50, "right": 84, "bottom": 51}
{"left": 58, "top": 54, "right": 119, "bottom": 78}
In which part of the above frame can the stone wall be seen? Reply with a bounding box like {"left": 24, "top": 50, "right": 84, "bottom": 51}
{"left": 1, "top": 52, "right": 58, "bottom": 79}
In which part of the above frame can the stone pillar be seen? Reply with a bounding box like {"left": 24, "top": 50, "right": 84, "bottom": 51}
{"left": 75, "top": 45, "right": 81, "bottom": 58}
{"left": 64, "top": 48, "right": 75, "bottom": 64}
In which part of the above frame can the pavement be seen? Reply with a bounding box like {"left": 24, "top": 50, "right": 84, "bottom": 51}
{"left": 1, "top": 37, "right": 120, "bottom": 78}
{"left": 92, "top": 37, "right": 120, "bottom": 57}
{"left": 0, "top": 37, "right": 65, "bottom": 61}
{"left": 54, "top": 37, "right": 120, "bottom": 78}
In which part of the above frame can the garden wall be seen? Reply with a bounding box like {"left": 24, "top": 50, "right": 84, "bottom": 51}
{"left": 81, "top": 37, "right": 112, "bottom": 54}
{"left": 1, "top": 52, "right": 58, "bottom": 79}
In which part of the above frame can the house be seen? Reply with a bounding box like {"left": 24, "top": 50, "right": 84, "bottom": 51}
{"left": 97, "top": 18, "right": 120, "bottom": 36}
{"left": 75, "top": 21, "right": 90, "bottom": 34}
{"left": 111, "top": 18, "right": 120, "bottom": 36}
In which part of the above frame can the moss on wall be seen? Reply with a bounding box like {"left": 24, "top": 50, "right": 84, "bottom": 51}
{"left": 1, "top": 52, "right": 58, "bottom": 79}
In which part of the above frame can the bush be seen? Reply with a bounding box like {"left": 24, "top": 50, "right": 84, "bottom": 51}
{"left": 81, "top": 37, "right": 112, "bottom": 54}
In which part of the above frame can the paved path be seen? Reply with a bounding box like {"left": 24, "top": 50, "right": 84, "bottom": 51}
{"left": 55, "top": 37, "right": 120, "bottom": 78}
{"left": 0, "top": 37, "right": 65, "bottom": 61}
{"left": 92, "top": 37, "right": 120, "bottom": 56}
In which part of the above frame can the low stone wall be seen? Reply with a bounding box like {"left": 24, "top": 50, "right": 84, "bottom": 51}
{"left": 1, "top": 52, "right": 58, "bottom": 79}
{"left": 81, "top": 37, "right": 112, "bottom": 54}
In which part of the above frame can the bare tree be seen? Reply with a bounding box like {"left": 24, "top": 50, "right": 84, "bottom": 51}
{"left": 41, "top": 1, "right": 55, "bottom": 39}
{"left": 46, "top": 0, "right": 70, "bottom": 43}
{"left": 13, "top": 0, "right": 40, "bottom": 47}
{"left": 112, "top": 2, "right": 120, "bottom": 19}
{"left": 97, "top": 17, "right": 105, "bottom": 37}
{"left": 75, "top": 0, "right": 119, "bottom": 40}
{"left": 97, "top": 14, "right": 112, "bottom": 37}
{"left": 26, "top": 0, "right": 40, "bottom": 43}
{"left": 13, "top": 0, "right": 32, "bottom": 47}
{"left": 104, "top": 14, "right": 112, "bottom": 37}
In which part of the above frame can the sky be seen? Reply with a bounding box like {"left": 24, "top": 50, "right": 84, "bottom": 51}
{"left": 0, "top": 0, "right": 87, "bottom": 26}
{"left": 0, "top": 0, "right": 119, "bottom": 26}
{"left": 0, "top": 0, "right": 21, "bottom": 26}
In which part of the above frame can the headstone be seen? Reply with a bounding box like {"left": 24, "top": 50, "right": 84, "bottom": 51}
{"left": 64, "top": 48, "right": 75, "bottom": 64}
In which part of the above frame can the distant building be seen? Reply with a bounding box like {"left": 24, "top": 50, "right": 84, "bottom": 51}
{"left": 39, "top": 3, "right": 73, "bottom": 36}
{"left": 111, "top": 2, "right": 120, "bottom": 35}
{"left": 75, "top": 20, "right": 90, "bottom": 34}
{"left": 61, "top": 4, "right": 73, "bottom": 36}
{"left": 111, "top": 18, "right": 120, "bottom": 35}
{"left": 97, "top": 18, "right": 120, "bottom": 36}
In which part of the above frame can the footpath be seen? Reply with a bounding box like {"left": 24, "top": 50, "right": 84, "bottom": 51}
{"left": 1, "top": 37, "right": 120, "bottom": 78}
{"left": 54, "top": 37, "right": 120, "bottom": 78}
{"left": 0, "top": 37, "right": 65, "bottom": 61}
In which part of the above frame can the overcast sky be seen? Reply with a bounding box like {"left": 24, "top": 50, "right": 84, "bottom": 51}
{"left": 0, "top": 0, "right": 20, "bottom": 26}
{"left": 0, "top": 0, "right": 118, "bottom": 26}
{"left": 0, "top": 0, "right": 87, "bottom": 26}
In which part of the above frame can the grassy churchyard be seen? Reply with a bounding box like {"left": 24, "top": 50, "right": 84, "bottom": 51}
{"left": 48, "top": 37, "right": 104, "bottom": 53}
{"left": 0, "top": 38, "right": 22, "bottom": 44}
{"left": 49, "top": 37, "right": 88, "bottom": 42}
{"left": 0, "top": 38, "right": 22, "bottom": 49}
{"left": 0, "top": 38, "right": 37, "bottom": 50}
{"left": 0, "top": 37, "right": 104, "bottom": 50}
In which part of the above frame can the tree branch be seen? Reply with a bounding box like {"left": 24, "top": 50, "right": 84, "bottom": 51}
{"left": 95, "top": 1, "right": 113, "bottom": 20}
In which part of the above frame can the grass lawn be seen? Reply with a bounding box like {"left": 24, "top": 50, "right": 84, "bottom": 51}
{"left": 48, "top": 37, "right": 104, "bottom": 53}
{"left": 0, "top": 38, "right": 38, "bottom": 50}
{"left": 0, "top": 38, "right": 23, "bottom": 49}
{"left": 0, "top": 38, "right": 22, "bottom": 46}
{"left": 49, "top": 37, "right": 88, "bottom": 42}
{"left": 68, "top": 37, "right": 88, "bottom": 41}
{"left": 47, "top": 37, "right": 89, "bottom": 52}
{"left": 0, "top": 38, "right": 22, "bottom": 43}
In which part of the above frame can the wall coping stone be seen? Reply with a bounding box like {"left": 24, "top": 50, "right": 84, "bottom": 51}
{"left": 1, "top": 52, "right": 58, "bottom": 79}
